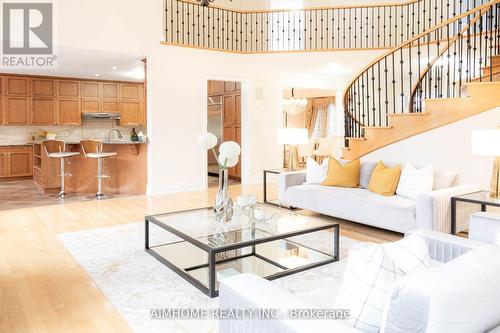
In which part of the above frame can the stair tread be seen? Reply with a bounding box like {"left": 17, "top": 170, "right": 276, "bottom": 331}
{"left": 346, "top": 137, "right": 366, "bottom": 141}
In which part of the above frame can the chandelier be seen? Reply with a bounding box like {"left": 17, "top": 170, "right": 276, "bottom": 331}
{"left": 283, "top": 88, "right": 308, "bottom": 115}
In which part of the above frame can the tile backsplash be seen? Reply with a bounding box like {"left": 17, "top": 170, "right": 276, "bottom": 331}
{"left": 0, "top": 120, "right": 145, "bottom": 145}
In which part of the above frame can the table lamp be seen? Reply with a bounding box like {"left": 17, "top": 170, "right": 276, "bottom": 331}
{"left": 472, "top": 129, "right": 500, "bottom": 198}
{"left": 277, "top": 128, "right": 308, "bottom": 171}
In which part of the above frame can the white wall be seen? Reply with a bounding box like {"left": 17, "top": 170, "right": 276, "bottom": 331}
{"left": 53, "top": 0, "right": 384, "bottom": 194}
{"left": 363, "top": 107, "right": 500, "bottom": 188}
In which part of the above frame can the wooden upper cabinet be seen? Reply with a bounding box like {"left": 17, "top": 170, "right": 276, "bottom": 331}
{"left": 57, "top": 99, "right": 81, "bottom": 125}
{"left": 120, "top": 101, "right": 143, "bottom": 126}
{"left": 58, "top": 80, "right": 80, "bottom": 98}
{"left": 32, "top": 79, "right": 55, "bottom": 97}
{"left": 224, "top": 81, "right": 237, "bottom": 93}
{"left": 81, "top": 81, "right": 100, "bottom": 99}
{"left": 5, "top": 97, "right": 30, "bottom": 125}
{"left": 121, "top": 84, "right": 143, "bottom": 100}
{"left": 102, "top": 83, "right": 119, "bottom": 99}
{"left": 102, "top": 100, "right": 120, "bottom": 113}
{"left": 82, "top": 99, "right": 101, "bottom": 113}
{"left": 32, "top": 98, "right": 55, "bottom": 125}
{"left": 209, "top": 81, "right": 224, "bottom": 96}
{"left": 223, "top": 95, "right": 236, "bottom": 125}
{"left": 6, "top": 77, "right": 29, "bottom": 96}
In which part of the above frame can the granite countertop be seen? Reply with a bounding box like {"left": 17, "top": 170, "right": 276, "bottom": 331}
{"left": 0, "top": 140, "right": 149, "bottom": 146}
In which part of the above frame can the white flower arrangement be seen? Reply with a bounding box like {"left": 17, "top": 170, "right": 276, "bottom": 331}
{"left": 198, "top": 132, "right": 241, "bottom": 170}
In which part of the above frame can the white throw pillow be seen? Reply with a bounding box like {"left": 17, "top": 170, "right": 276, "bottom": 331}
{"left": 382, "top": 235, "right": 431, "bottom": 274}
{"left": 334, "top": 235, "right": 430, "bottom": 332}
{"left": 305, "top": 157, "right": 328, "bottom": 184}
{"left": 396, "top": 162, "right": 434, "bottom": 200}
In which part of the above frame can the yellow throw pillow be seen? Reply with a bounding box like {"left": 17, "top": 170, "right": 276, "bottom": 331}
{"left": 368, "top": 161, "right": 402, "bottom": 196}
{"left": 322, "top": 158, "right": 360, "bottom": 188}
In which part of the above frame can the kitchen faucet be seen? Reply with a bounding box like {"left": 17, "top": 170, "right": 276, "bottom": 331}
{"left": 106, "top": 128, "right": 123, "bottom": 141}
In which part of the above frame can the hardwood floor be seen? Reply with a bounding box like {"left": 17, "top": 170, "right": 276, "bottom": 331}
{"left": 0, "top": 182, "right": 401, "bottom": 333}
{"left": 0, "top": 179, "right": 127, "bottom": 211}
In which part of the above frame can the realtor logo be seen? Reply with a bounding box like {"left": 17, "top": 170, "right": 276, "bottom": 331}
{"left": 1, "top": 2, "right": 56, "bottom": 68}
{"left": 3, "top": 3, "right": 53, "bottom": 54}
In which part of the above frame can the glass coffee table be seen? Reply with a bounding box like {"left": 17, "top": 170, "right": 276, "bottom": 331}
{"left": 145, "top": 204, "right": 339, "bottom": 297}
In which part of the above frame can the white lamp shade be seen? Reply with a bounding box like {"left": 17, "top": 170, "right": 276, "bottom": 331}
{"left": 277, "top": 128, "right": 308, "bottom": 145}
{"left": 472, "top": 129, "right": 500, "bottom": 156}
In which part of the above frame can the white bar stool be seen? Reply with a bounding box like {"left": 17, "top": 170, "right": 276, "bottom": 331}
{"left": 41, "top": 140, "right": 80, "bottom": 199}
{"left": 80, "top": 139, "right": 117, "bottom": 200}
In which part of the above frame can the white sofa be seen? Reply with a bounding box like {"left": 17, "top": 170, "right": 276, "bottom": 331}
{"left": 219, "top": 230, "right": 500, "bottom": 333}
{"left": 278, "top": 166, "right": 480, "bottom": 233}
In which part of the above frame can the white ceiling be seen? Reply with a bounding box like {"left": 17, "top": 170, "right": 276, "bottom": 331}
{"left": 0, "top": 47, "right": 145, "bottom": 82}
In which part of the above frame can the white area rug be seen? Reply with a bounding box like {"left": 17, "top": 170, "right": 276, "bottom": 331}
{"left": 58, "top": 222, "right": 363, "bottom": 333}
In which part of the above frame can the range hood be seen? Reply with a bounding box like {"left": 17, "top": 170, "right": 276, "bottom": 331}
{"left": 82, "top": 112, "right": 121, "bottom": 120}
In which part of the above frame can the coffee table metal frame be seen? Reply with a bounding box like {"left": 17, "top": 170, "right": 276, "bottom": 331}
{"left": 145, "top": 206, "right": 339, "bottom": 298}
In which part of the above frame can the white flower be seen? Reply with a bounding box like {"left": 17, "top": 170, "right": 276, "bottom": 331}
{"left": 197, "top": 132, "right": 218, "bottom": 150}
{"left": 219, "top": 141, "right": 241, "bottom": 160}
{"left": 218, "top": 154, "right": 239, "bottom": 168}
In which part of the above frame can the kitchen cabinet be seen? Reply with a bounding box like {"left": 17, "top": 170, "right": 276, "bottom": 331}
{"left": 82, "top": 99, "right": 101, "bottom": 113}
{"left": 0, "top": 74, "right": 145, "bottom": 127}
{"left": 81, "top": 81, "right": 100, "bottom": 99}
{"left": 57, "top": 80, "right": 80, "bottom": 98}
{"left": 102, "top": 100, "right": 120, "bottom": 113}
{"left": 0, "top": 146, "right": 33, "bottom": 179}
{"left": 32, "top": 98, "right": 55, "bottom": 125}
{"left": 57, "top": 98, "right": 81, "bottom": 125}
{"left": 102, "top": 83, "right": 119, "bottom": 99}
{"left": 121, "top": 100, "right": 143, "bottom": 126}
{"left": 224, "top": 81, "right": 237, "bottom": 93}
{"left": 209, "top": 81, "right": 224, "bottom": 95}
{"left": 235, "top": 94, "right": 241, "bottom": 124}
{"left": 121, "top": 84, "right": 142, "bottom": 100}
{"left": 0, "top": 152, "right": 7, "bottom": 178}
{"left": 223, "top": 95, "right": 236, "bottom": 125}
{"left": 5, "top": 77, "right": 29, "bottom": 96}
{"left": 5, "top": 96, "right": 30, "bottom": 125}
{"left": 32, "top": 79, "right": 55, "bottom": 97}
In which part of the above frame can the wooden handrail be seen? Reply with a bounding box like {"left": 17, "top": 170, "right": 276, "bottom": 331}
{"left": 179, "top": 0, "right": 421, "bottom": 14}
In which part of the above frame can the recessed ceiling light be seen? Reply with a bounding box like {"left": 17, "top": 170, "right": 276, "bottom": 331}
{"left": 112, "top": 66, "right": 118, "bottom": 70}
{"left": 94, "top": 73, "right": 100, "bottom": 77}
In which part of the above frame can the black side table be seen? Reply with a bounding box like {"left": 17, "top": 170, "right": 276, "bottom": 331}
{"left": 451, "top": 191, "right": 500, "bottom": 235}
{"left": 263, "top": 169, "right": 287, "bottom": 207}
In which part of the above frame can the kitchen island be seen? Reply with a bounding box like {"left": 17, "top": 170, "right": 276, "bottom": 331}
{"left": 33, "top": 140, "right": 147, "bottom": 195}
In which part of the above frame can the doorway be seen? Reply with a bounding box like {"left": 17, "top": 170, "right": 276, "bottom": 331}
{"left": 207, "top": 80, "right": 242, "bottom": 187}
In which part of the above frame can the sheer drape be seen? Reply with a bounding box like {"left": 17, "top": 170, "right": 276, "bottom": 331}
{"left": 306, "top": 97, "right": 335, "bottom": 138}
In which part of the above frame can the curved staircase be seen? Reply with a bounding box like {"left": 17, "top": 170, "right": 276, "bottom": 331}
{"left": 343, "top": 0, "right": 500, "bottom": 160}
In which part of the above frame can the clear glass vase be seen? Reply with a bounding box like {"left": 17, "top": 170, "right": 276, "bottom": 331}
{"left": 214, "top": 169, "right": 233, "bottom": 223}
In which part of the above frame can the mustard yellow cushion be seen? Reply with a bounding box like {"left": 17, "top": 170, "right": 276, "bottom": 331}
{"left": 322, "top": 158, "right": 360, "bottom": 188}
{"left": 368, "top": 161, "right": 402, "bottom": 196}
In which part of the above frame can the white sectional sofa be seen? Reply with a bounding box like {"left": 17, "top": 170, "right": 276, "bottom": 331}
{"left": 219, "top": 230, "right": 500, "bottom": 333}
{"left": 278, "top": 164, "right": 480, "bottom": 233}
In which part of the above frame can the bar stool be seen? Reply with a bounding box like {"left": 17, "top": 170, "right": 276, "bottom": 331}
{"left": 41, "top": 140, "right": 80, "bottom": 199}
{"left": 80, "top": 139, "right": 117, "bottom": 200}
